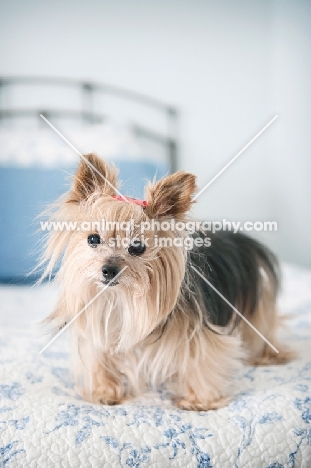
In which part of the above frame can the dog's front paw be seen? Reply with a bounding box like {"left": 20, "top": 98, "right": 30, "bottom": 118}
{"left": 94, "top": 393, "right": 123, "bottom": 406}
{"left": 175, "top": 395, "right": 230, "bottom": 411}
{"left": 83, "top": 386, "right": 125, "bottom": 406}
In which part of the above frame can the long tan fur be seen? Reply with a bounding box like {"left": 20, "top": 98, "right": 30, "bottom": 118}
{"left": 41, "top": 153, "right": 291, "bottom": 410}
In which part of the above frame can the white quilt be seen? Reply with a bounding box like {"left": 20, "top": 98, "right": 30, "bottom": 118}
{"left": 0, "top": 264, "right": 310, "bottom": 467}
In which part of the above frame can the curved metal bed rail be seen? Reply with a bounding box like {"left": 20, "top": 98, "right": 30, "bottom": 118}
{"left": 0, "top": 76, "right": 179, "bottom": 172}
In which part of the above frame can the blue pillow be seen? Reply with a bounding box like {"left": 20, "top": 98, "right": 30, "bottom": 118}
{"left": 0, "top": 160, "right": 167, "bottom": 283}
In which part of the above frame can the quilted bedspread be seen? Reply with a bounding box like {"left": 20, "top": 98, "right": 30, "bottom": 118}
{"left": 0, "top": 264, "right": 310, "bottom": 467}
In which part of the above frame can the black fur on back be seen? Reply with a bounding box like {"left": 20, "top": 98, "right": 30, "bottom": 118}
{"left": 184, "top": 230, "right": 280, "bottom": 329}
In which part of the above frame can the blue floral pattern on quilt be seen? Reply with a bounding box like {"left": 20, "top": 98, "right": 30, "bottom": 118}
{"left": 0, "top": 264, "right": 310, "bottom": 467}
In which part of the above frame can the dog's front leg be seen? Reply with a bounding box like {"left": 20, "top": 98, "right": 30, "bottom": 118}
{"left": 79, "top": 353, "right": 134, "bottom": 405}
{"left": 173, "top": 331, "right": 244, "bottom": 411}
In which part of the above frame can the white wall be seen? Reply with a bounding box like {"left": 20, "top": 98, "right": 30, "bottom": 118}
{"left": 269, "top": 0, "right": 311, "bottom": 268}
{"left": 0, "top": 0, "right": 310, "bottom": 266}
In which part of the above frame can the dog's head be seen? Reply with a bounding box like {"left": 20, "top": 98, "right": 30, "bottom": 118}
{"left": 42, "top": 153, "right": 197, "bottom": 351}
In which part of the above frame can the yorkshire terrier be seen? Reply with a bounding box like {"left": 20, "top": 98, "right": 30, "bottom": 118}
{"left": 41, "top": 153, "right": 292, "bottom": 410}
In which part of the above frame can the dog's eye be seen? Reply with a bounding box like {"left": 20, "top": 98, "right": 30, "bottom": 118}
{"left": 128, "top": 240, "right": 146, "bottom": 256}
{"left": 87, "top": 234, "right": 101, "bottom": 247}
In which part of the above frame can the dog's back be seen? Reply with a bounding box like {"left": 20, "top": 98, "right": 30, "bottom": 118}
{"left": 187, "top": 230, "right": 279, "bottom": 328}
{"left": 184, "top": 230, "right": 293, "bottom": 365}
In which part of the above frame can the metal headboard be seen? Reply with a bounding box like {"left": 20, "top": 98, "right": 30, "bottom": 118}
{"left": 0, "top": 76, "right": 179, "bottom": 173}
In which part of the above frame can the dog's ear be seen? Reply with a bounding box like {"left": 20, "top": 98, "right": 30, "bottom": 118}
{"left": 145, "top": 171, "right": 197, "bottom": 219}
{"left": 68, "top": 153, "right": 118, "bottom": 203}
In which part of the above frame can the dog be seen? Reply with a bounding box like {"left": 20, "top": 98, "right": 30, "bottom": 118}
{"left": 41, "top": 153, "right": 292, "bottom": 410}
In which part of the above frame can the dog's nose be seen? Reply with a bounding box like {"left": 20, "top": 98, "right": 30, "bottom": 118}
{"left": 102, "top": 264, "right": 120, "bottom": 281}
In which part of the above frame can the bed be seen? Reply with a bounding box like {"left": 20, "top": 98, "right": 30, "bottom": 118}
{"left": 0, "top": 76, "right": 178, "bottom": 282}
{"left": 0, "top": 263, "right": 310, "bottom": 467}
{"left": 0, "top": 78, "right": 310, "bottom": 467}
